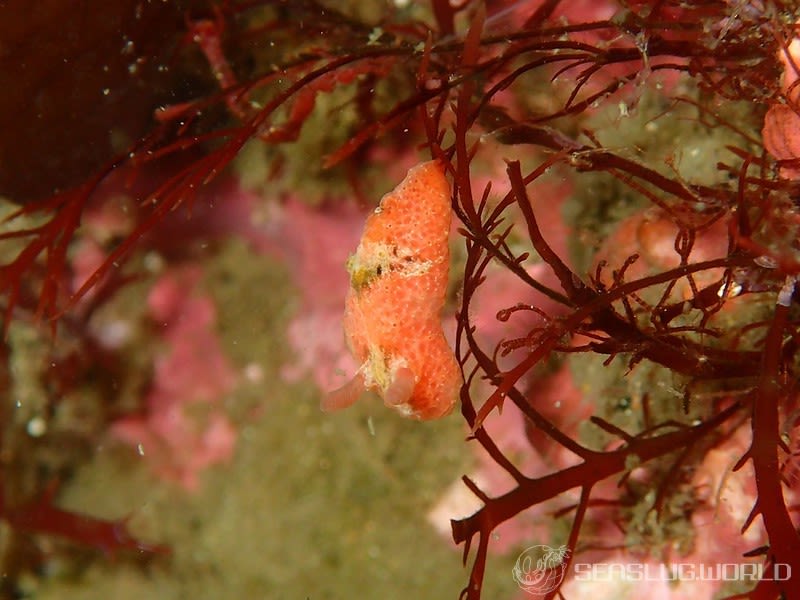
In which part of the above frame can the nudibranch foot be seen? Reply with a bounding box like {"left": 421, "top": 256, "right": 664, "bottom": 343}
{"left": 321, "top": 364, "right": 417, "bottom": 415}
{"left": 321, "top": 373, "right": 366, "bottom": 413}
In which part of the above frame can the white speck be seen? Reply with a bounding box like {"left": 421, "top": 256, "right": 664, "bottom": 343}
{"left": 425, "top": 78, "right": 443, "bottom": 90}
{"left": 95, "top": 319, "right": 132, "bottom": 348}
{"left": 754, "top": 255, "right": 778, "bottom": 269}
{"left": 243, "top": 363, "right": 264, "bottom": 383}
{"left": 143, "top": 251, "right": 164, "bottom": 273}
{"left": 367, "top": 416, "right": 376, "bottom": 436}
{"left": 717, "top": 281, "right": 742, "bottom": 299}
{"left": 137, "top": 443, "right": 145, "bottom": 456}
{"left": 27, "top": 417, "right": 46, "bottom": 437}
{"left": 778, "top": 275, "right": 796, "bottom": 307}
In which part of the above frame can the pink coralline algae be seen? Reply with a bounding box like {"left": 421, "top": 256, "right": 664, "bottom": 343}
{"left": 273, "top": 197, "right": 365, "bottom": 392}
{"left": 111, "top": 267, "right": 238, "bottom": 490}
{"left": 550, "top": 424, "right": 793, "bottom": 600}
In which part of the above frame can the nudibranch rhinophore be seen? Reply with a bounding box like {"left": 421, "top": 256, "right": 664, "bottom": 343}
{"left": 323, "top": 160, "right": 461, "bottom": 420}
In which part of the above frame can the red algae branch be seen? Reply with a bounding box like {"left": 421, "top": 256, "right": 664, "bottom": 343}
{"left": 4, "top": 1, "right": 800, "bottom": 598}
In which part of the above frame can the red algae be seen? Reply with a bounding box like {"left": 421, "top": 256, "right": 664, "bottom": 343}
{"left": 0, "top": 483, "right": 169, "bottom": 557}
{"left": 6, "top": 1, "right": 800, "bottom": 598}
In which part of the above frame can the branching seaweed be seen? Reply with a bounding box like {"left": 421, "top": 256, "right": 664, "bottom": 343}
{"left": 3, "top": 0, "right": 800, "bottom": 597}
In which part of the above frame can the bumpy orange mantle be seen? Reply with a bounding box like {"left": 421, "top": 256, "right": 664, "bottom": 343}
{"left": 323, "top": 160, "right": 460, "bottom": 420}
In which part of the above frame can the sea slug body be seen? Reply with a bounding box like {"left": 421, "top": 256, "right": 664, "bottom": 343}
{"left": 323, "top": 160, "right": 460, "bottom": 420}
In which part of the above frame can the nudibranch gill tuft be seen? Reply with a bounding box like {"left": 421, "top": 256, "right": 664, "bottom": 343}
{"left": 323, "top": 160, "right": 460, "bottom": 420}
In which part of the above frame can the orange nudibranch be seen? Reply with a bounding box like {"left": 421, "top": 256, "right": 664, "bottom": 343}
{"left": 323, "top": 160, "right": 461, "bottom": 420}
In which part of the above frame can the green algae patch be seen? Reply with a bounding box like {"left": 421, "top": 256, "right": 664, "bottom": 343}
{"left": 32, "top": 239, "right": 516, "bottom": 600}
